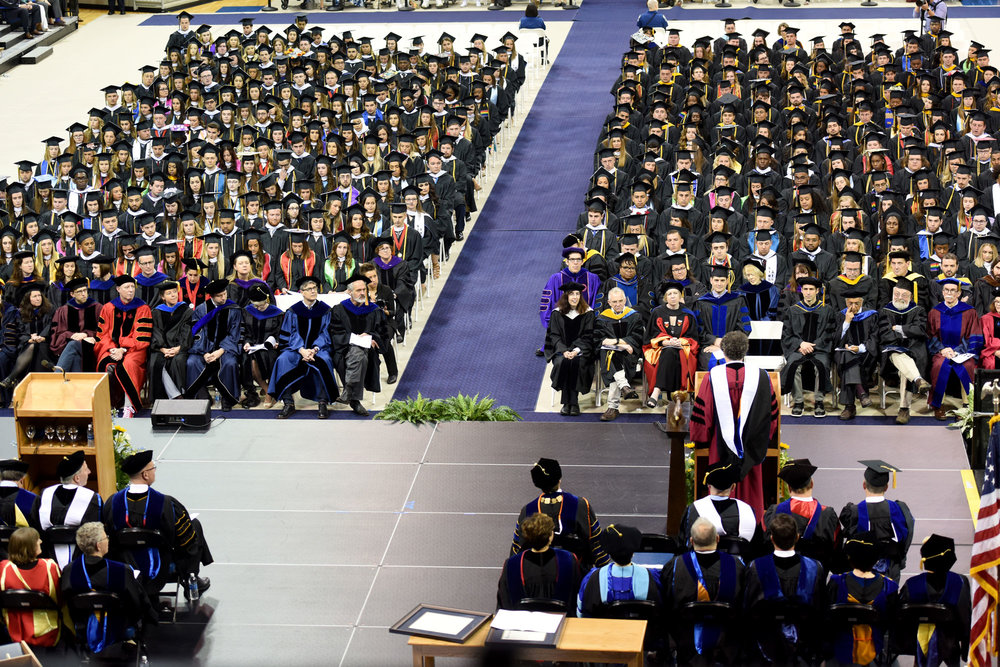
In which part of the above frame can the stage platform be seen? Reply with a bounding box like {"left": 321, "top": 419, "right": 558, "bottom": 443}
{"left": 0, "top": 417, "right": 972, "bottom": 666}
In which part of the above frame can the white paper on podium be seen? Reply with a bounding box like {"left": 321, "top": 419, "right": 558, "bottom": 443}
{"left": 490, "top": 609, "right": 562, "bottom": 634}
{"left": 409, "top": 611, "right": 475, "bottom": 636}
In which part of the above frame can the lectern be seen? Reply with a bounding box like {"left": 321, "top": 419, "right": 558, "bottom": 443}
{"left": 12, "top": 373, "right": 116, "bottom": 498}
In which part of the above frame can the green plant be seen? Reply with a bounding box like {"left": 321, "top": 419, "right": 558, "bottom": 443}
{"left": 111, "top": 420, "right": 138, "bottom": 489}
{"left": 374, "top": 393, "right": 521, "bottom": 424}
{"left": 948, "top": 387, "right": 976, "bottom": 437}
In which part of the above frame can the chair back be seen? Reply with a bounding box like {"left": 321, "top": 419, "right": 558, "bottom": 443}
{"left": 0, "top": 588, "right": 58, "bottom": 611}
{"left": 898, "top": 602, "right": 957, "bottom": 630}
{"left": 0, "top": 525, "right": 17, "bottom": 552}
{"left": 639, "top": 533, "right": 679, "bottom": 553}
{"left": 828, "top": 602, "right": 881, "bottom": 626}
{"left": 518, "top": 597, "right": 567, "bottom": 613}
{"left": 752, "top": 598, "right": 819, "bottom": 626}
{"left": 115, "top": 527, "right": 163, "bottom": 549}
{"left": 45, "top": 525, "right": 79, "bottom": 546}
{"left": 718, "top": 535, "right": 752, "bottom": 559}
{"left": 679, "top": 600, "right": 734, "bottom": 625}
{"left": 552, "top": 533, "right": 586, "bottom": 561}
{"left": 68, "top": 590, "right": 122, "bottom": 614}
{"left": 603, "top": 599, "right": 659, "bottom": 620}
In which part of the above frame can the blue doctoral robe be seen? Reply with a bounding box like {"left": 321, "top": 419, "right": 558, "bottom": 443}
{"left": 268, "top": 300, "right": 339, "bottom": 402}
{"left": 539, "top": 267, "right": 601, "bottom": 329}
{"left": 186, "top": 299, "right": 242, "bottom": 403}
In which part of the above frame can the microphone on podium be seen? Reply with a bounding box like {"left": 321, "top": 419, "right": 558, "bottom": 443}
{"left": 41, "top": 360, "right": 68, "bottom": 382}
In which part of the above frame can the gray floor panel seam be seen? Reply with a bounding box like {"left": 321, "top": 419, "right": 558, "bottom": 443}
{"left": 338, "top": 423, "right": 438, "bottom": 667}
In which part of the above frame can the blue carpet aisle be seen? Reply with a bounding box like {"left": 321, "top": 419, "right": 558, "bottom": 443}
{"left": 393, "top": 0, "right": 632, "bottom": 412}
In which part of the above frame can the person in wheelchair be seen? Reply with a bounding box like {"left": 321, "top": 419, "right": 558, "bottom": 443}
{"left": 826, "top": 532, "right": 899, "bottom": 666}
{"left": 511, "top": 458, "right": 610, "bottom": 570}
{"left": 497, "top": 513, "right": 580, "bottom": 611}
{"left": 744, "top": 514, "right": 827, "bottom": 664}
{"left": 61, "top": 522, "right": 157, "bottom": 655}
{"left": 102, "top": 450, "right": 213, "bottom": 598}
{"left": 898, "top": 534, "right": 970, "bottom": 667}
{"left": 0, "top": 527, "right": 61, "bottom": 647}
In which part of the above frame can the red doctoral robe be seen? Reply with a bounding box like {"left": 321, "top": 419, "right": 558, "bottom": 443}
{"left": 690, "top": 362, "right": 779, "bottom": 520}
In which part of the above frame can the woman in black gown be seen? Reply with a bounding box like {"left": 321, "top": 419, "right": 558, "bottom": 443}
{"left": 544, "top": 282, "right": 595, "bottom": 416}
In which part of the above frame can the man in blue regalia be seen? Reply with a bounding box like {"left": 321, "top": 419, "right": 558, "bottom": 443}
{"left": 269, "top": 276, "right": 339, "bottom": 419}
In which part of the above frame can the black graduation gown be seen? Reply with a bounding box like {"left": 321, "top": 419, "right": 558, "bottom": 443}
{"left": 762, "top": 498, "right": 840, "bottom": 569}
{"left": 373, "top": 256, "right": 414, "bottom": 332}
{"left": 496, "top": 548, "right": 581, "bottom": 611}
{"left": 14, "top": 308, "right": 53, "bottom": 372}
{"left": 102, "top": 485, "right": 211, "bottom": 596}
{"left": 329, "top": 299, "right": 389, "bottom": 394}
{"left": 678, "top": 496, "right": 765, "bottom": 552}
{"left": 148, "top": 303, "right": 192, "bottom": 400}
{"left": 660, "top": 550, "right": 745, "bottom": 664}
{"left": 0, "top": 485, "right": 37, "bottom": 537}
{"left": 227, "top": 279, "right": 272, "bottom": 308}
{"left": 839, "top": 498, "right": 915, "bottom": 579}
{"left": 877, "top": 302, "right": 929, "bottom": 381}
{"left": 545, "top": 310, "right": 596, "bottom": 394}
{"left": 30, "top": 485, "right": 102, "bottom": 563}
{"left": 743, "top": 553, "right": 827, "bottom": 664}
{"left": 61, "top": 554, "right": 157, "bottom": 650}
{"left": 834, "top": 309, "right": 879, "bottom": 403}
{"left": 380, "top": 225, "right": 424, "bottom": 284}
{"left": 899, "top": 571, "right": 971, "bottom": 666}
{"left": 240, "top": 303, "right": 283, "bottom": 391}
{"left": 511, "top": 491, "right": 609, "bottom": 570}
{"left": 593, "top": 307, "right": 644, "bottom": 383}
{"left": 780, "top": 300, "right": 837, "bottom": 395}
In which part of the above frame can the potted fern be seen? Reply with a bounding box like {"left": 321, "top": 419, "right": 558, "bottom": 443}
{"left": 375, "top": 393, "right": 521, "bottom": 424}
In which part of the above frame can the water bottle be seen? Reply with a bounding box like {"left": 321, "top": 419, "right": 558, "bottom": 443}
{"left": 188, "top": 573, "right": 199, "bottom": 601}
{"left": 86, "top": 424, "right": 94, "bottom": 446}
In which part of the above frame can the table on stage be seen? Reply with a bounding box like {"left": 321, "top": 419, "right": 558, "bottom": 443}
{"left": 407, "top": 617, "right": 647, "bottom": 666}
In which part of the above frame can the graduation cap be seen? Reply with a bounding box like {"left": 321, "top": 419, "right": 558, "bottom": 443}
{"left": 844, "top": 531, "right": 880, "bottom": 571}
{"left": 798, "top": 277, "right": 823, "bottom": 289}
{"left": 703, "top": 460, "right": 740, "bottom": 490}
{"left": 437, "top": 32, "right": 455, "bottom": 45}
{"left": 0, "top": 459, "right": 28, "bottom": 475}
{"left": 920, "top": 534, "right": 957, "bottom": 572}
{"left": 600, "top": 524, "right": 642, "bottom": 564}
{"left": 777, "top": 458, "right": 818, "bottom": 490}
{"left": 64, "top": 277, "right": 89, "bottom": 293}
{"left": 121, "top": 450, "right": 154, "bottom": 477}
{"left": 56, "top": 450, "right": 87, "bottom": 479}
{"left": 859, "top": 459, "right": 899, "bottom": 489}
{"left": 295, "top": 274, "right": 320, "bottom": 291}
{"left": 205, "top": 278, "right": 229, "bottom": 295}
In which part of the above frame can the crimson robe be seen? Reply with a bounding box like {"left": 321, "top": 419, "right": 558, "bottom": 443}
{"left": 690, "top": 362, "right": 779, "bottom": 520}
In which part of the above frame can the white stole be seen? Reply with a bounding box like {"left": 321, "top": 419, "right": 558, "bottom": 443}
{"left": 692, "top": 496, "right": 757, "bottom": 541}
{"left": 709, "top": 362, "right": 760, "bottom": 458}
{"left": 39, "top": 485, "right": 95, "bottom": 569}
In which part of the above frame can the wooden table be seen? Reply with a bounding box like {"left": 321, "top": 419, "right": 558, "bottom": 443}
{"left": 408, "top": 617, "right": 646, "bottom": 666}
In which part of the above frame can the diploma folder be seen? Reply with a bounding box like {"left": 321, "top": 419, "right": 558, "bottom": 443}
{"left": 389, "top": 604, "right": 492, "bottom": 643}
{"left": 484, "top": 610, "right": 567, "bottom": 648}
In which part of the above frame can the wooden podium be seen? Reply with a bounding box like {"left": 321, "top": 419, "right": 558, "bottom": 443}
{"left": 692, "top": 371, "right": 782, "bottom": 507}
{"left": 12, "top": 373, "right": 116, "bottom": 499}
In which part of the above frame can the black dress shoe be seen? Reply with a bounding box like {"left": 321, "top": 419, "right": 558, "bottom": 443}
{"left": 242, "top": 394, "right": 260, "bottom": 409}
{"left": 317, "top": 402, "right": 329, "bottom": 419}
{"left": 0, "top": 377, "right": 15, "bottom": 390}
{"left": 569, "top": 405, "right": 580, "bottom": 416}
{"left": 456, "top": 232, "right": 464, "bottom": 241}
{"left": 535, "top": 348, "right": 544, "bottom": 357}
{"left": 386, "top": 374, "right": 398, "bottom": 384}
{"left": 221, "top": 402, "right": 234, "bottom": 412}
{"left": 119, "top": 9, "right": 125, "bottom": 13}
{"left": 349, "top": 400, "right": 369, "bottom": 416}
{"left": 395, "top": 333, "right": 404, "bottom": 344}
{"left": 560, "top": 405, "right": 571, "bottom": 416}
{"left": 276, "top": 403, "right": 296, "bottom": 419}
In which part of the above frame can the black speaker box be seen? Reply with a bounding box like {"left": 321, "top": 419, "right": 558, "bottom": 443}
{"left": 151, "top": 399, "right": 212, "bottom": 431}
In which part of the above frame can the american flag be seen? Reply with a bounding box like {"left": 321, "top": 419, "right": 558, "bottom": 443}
{"left": 972, "top": 421, "right": 1000, "bottom": 666}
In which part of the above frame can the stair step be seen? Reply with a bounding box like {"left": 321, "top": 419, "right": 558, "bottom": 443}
{"left": 20, "top": 45, "right": 52, "bottom": 64}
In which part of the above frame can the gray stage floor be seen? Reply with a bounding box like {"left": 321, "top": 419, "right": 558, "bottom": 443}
{"left": 0, "top": 418, "right": 973, "bottom": 666}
